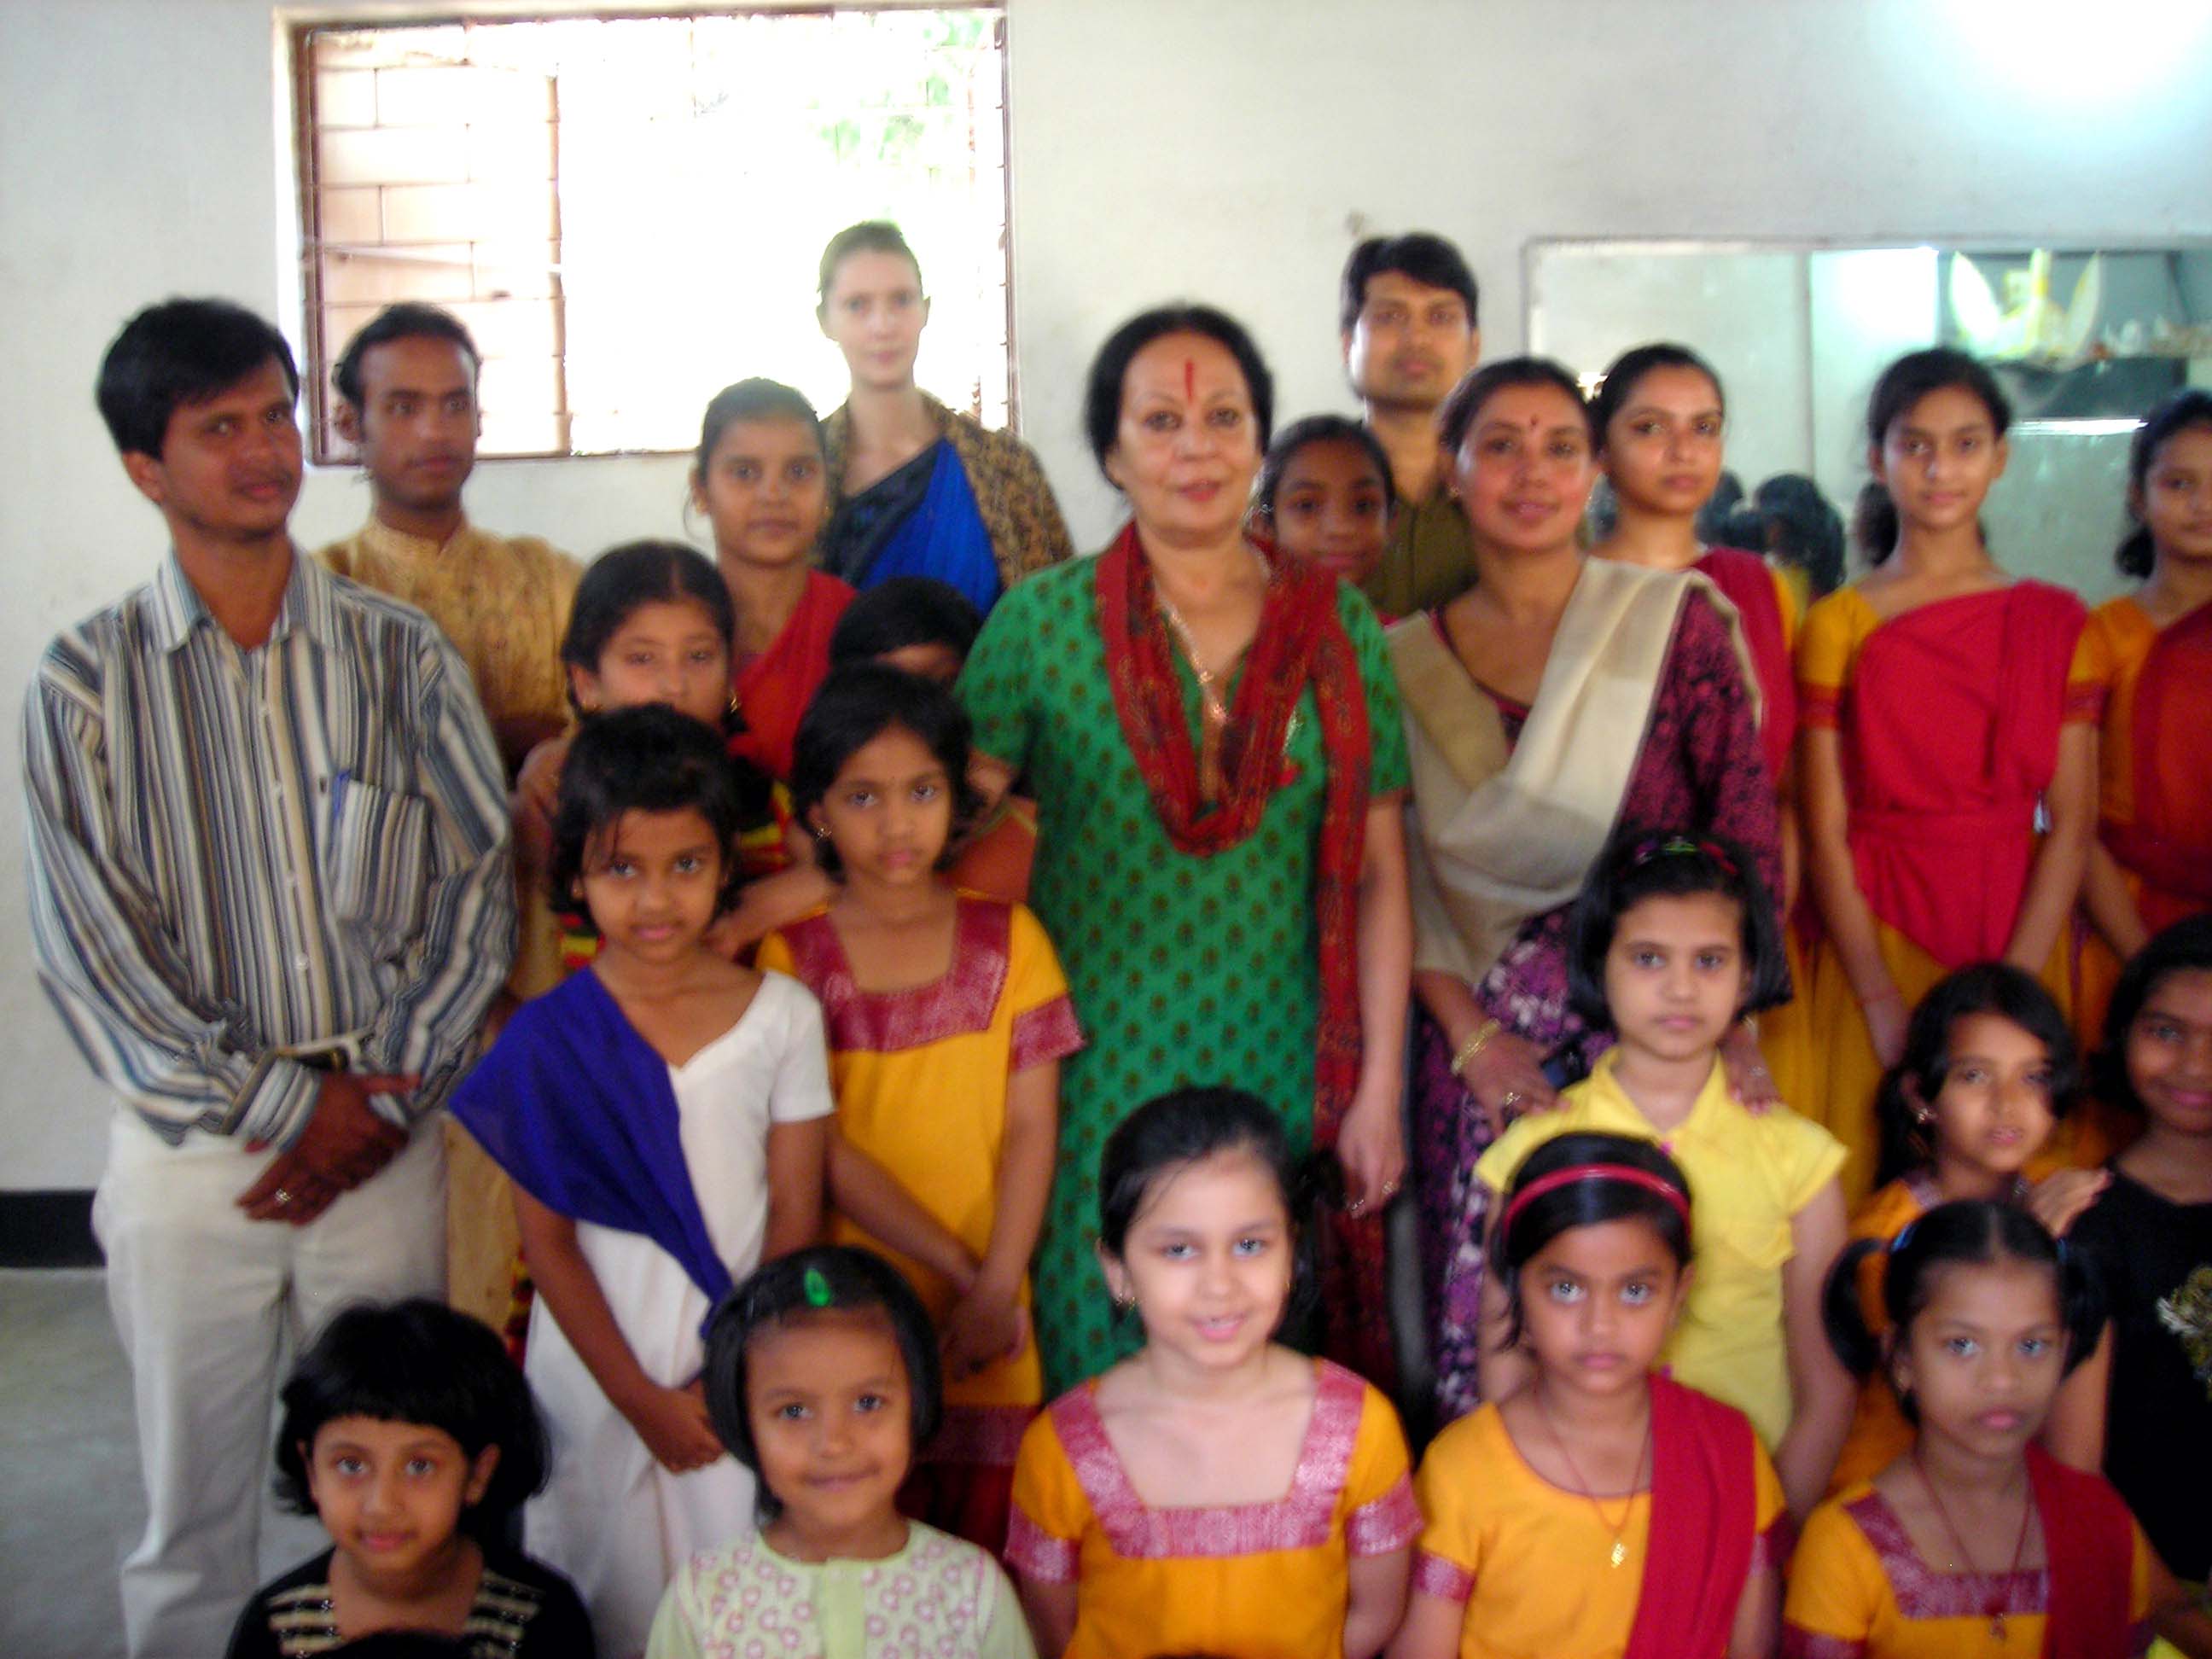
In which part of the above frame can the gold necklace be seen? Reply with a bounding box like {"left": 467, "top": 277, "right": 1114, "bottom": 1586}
{"left": 1155, "top": 544, "right": 1270, "bottom": 726}
{"left": 1910, "top": 1448, "right": 2034, "bottom": 1641}
{"left": 1531, "top": 1394, "right": 1652, "bottom": 1569}
{"left": 1158, "top": 593, "right": 1233, "bottom": 726}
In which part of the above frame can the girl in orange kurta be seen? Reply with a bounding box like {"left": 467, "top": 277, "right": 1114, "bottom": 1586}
{"left": 1790, "top": 1201, "right": 2199, "bottom": 1658}
{"left": 760, "top": 662, "right": 1080, "bottom": 1554}
{"left": 1007, "top": 1089, "right": 1417, "bottom": 1659}
{"left": 1826, "top": 963, "right": 2106, "bottom": 1495}
{"left": 2075, "top": 390, "right": 2212, "bottom": 1062}
{"left": 1798, "top": 350, "right": 2099, "bottom": 1206}
{"left": 1394, "top": 1133, "right": 1786, "bottom": 1659}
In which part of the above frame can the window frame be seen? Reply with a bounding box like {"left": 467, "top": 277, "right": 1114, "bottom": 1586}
{"left": 288, "top": 4, "right": 1016, "bottom": 465}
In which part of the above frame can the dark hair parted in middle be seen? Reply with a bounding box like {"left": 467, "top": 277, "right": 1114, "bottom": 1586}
{"left": 1082, "top": 305, "right": 1275, "bottom": 475}
{"left": 550, "top": 703, "right": 755, "bottom": 919}
{"left": 1873, "top": 962, "right": 2076, "bottom": 1186}
{"left": 701, "top": 1244, "right": 942, "bottom": 1522}
{"left": 1338, "top": 231, "right": 1481, "bottom": 334}
{"left": 1819, "top": 1200, "right": 2103, "bottom": 1420}
{"left": 694, "top": 378, "right": 824, "bottom": 480}
{"left": 331, "top": 302, "right": 480, "bottom": 410}
{"left": 2116, "top": 388, "right": 2212, "bottom": 579}
{"left": 272, "top": 1298, "right": 548, "bottom": 1538}
{"left": 1565, "top": 830, "right": 1792, "bottom": 1028}
{"left": 2095, "top": 912, "right": 2212, "bottom": 1109}
{"left": 1854, "top": 347, "right": 2012, "bottom": 563}
{"left": 1588, "top": 342, "right": 1726, "bottom": 445}
{"left": 559, "top": 539, "right": 736, "bottom": 707}
{"left": 1493, "top": 1132, "right": 1696, "bottom": 1348}
{"left": 787, "top": 661, "right": 982, "bottom": 879}
{"left": 96, "top": 296, "right": 301, "bottom": 460}
{"left": 827, "top": 576, "right": 982, "bottom": 669}
{"left": 1435, "top": 355, "right": 1596, "bottom": 457}
{"left": 1097, "top": 1086, "right": 1301, "bottom": 1254}
{"left": 1254, "top": 414, "right": 1398, "bottom": 519}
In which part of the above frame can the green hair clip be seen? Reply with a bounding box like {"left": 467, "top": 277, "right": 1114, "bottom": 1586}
{"left": 802, "top": 1266, "right": 834, "bottom": 1309}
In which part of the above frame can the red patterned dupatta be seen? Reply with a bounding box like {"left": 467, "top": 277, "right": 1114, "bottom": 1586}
{"left": 1093, "top": 521, "right": 1389, "bottom": 1381}
{"left": 2104, "top": 598, "right": 2212, "bottom": 917}
{"left": 1624, "top": 1376, "right": 1762, "bottom": 1659}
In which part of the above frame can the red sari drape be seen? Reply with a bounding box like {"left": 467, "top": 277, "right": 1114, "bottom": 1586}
{"left": 1697, "top": 547, "right": 1796, "bottom": 789}
{"left": 2103, "top": 597, "right": 2212, "bottom": 923}
{"left": 1844, "top": 583, "right": 2087, "bottom": 969}
{"left": 727, "top": 570, "right": 854, "bottom": 783}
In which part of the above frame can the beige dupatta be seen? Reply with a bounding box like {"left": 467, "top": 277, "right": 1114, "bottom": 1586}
{"left": 1390, "top": 557, "right": 1758, "bottom": 987}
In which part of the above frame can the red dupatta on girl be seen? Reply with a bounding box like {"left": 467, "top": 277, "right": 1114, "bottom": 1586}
{"left": 1696, "top": 547, "right": 1796, "bottom": 789}
{"left": 2103, "top": 598, "right": 2212, "bottom": 917}
{"left": 2028, "top": 1442, "right": 2137, "bottom": 1659}
{"left": 1093, "top": 521, "right": 1389, "bottom": 1380}
{"left": 1624, "top": 1375, "right": 1765, "bottom": 1659}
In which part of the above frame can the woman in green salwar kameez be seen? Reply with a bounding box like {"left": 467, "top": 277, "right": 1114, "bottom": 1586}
{"left": 958, "top": 305, "right": 1413, "bottom": 1392}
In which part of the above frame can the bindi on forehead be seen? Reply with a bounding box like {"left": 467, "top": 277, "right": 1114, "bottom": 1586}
{"left": 1185, "top": 358, "right": 1196, "bottom": 404}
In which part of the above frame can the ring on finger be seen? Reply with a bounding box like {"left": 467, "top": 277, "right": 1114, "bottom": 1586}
{"left": 1500, "top": 1090, "right": 1523, "bottom": 1111}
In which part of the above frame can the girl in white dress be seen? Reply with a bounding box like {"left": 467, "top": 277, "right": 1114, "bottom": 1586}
{"left": 455, "top": 705, "right": 832, "bottom": 1657}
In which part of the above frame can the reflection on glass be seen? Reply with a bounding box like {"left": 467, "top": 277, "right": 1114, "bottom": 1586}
{"left": 1529, "top": 240, "right": 2212, "bottom": 602}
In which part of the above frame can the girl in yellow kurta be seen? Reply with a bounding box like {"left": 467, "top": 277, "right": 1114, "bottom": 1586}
{"left": 1007, "top": 1088, "right": 1417, "bottom": 1659}
{"left": 1474, "top": 835, "right": 1852, "bottom": 1520}
{"left": 1784, "top": 1201, "right": 2197, "bottom": 1658}
{"left": 764, "top": 661, "right": 1081, "bottom": 1553}
{"left": 1797, "top": 351, "right": 2099, "bottom": 1208}
{"left": 2073, "top": 392, "right": 2212, "bottom": 1080}
{"left": 1395, "top": 1134, "right": 1787, "bottom": 1659}
{"left": 1826, "top": 963, "right": 2108, "bottom": 1494}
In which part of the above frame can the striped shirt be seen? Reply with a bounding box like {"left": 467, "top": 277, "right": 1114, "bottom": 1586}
{"left": 23, "top": 549, "right": 517, "bottom": 1145}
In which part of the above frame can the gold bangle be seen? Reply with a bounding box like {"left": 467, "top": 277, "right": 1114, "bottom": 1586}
{"left": 1450, "top": 1019, "right": 1502, "bottom": 1079}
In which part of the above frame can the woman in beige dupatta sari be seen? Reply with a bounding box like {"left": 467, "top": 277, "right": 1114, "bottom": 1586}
{"left": 1391, "top": 358, "right": 1782, "bottom": 1420}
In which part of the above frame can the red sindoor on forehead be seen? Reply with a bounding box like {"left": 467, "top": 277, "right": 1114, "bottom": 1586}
{"left": 1185, "top": 358, "right": 1196, "bottom": 403}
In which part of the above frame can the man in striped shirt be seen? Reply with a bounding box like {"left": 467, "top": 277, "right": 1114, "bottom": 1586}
{"left": 22, "top": 297, "right": 518, "bottom": 1657}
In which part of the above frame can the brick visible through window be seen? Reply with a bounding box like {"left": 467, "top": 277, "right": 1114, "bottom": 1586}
{"left": 292, "top": 9, "right": 1010, "bottom": 461}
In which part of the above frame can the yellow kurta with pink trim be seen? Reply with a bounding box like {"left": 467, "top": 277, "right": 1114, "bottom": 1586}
{"left": 1005, "top": 1360, "right": 1417, "bottom": 1659}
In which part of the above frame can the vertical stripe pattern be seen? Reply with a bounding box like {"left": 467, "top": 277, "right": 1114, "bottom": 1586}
{"left": 23, "top": 551, "right": 516, "bottom": 1144}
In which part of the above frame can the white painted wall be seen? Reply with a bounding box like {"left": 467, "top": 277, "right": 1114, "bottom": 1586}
{"left": 7, "top": 0, "right": 2212, "bottom": 1186}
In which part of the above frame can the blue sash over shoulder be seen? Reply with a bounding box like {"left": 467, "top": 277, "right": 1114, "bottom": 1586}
{"left": 451, "top": 969, "right": 734, "bottom": 1309}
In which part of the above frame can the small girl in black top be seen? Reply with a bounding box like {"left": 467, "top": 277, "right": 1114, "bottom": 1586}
{"left": 226, "top": 1299, "right": 593, "bottom": 1658}
{"left": 2068, "top": 915, "right": 2212, "bottom": 1585}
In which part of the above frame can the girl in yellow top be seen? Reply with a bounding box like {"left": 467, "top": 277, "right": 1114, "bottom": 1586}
{"left": 1785, "top": 1201, "right": 2208, "bottom": 1657}
{"left": 1827, "top": 963, "right": 2109, "bottom": 1494}
{"left": 1475, "top": 834, "right": 1852, "bottom": 1518}
{"left": 760, "top": 663, "right": 1081, "bottom": 1554}
{"left": 1007, "top": 1087, "right": 1417, "bottom": 1659}
{"left": 1393, "top": 1132, "right": 1785, "bottom": 1659}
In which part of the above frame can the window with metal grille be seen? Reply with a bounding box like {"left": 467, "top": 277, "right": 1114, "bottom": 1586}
{"left": 292, "top": 9, "right": 1010, "bottom": 461}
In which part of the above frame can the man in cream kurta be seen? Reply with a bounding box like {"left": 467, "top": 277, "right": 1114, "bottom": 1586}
{"left": 317, "top": 302, "right": 582, "bottom": 1328}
